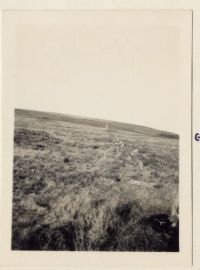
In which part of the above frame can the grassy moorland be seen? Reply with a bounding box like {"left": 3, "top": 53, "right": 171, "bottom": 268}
{"left": 12, "top": 109, "right": 179, "bottom": 251}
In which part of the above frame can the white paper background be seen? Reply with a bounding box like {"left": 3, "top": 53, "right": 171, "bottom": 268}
{"left": 0, "top": 1, "right": 199, "bottom": 270}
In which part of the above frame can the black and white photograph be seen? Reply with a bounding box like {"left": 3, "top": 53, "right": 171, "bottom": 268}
{"left": 10, "top": 10, "right": 182, "bottom": 252}
{"left": 0, "top": 7, "right": 194, "bottom": 267}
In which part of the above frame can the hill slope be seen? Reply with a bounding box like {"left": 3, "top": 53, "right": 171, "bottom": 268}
{"left": 12, "top": 108, "right": 179, "bottom": 251}
{"left": 15, "top": 109, "right": 179, "bottom": 139}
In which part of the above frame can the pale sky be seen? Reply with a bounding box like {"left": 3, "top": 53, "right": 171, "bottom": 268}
{"left": 11, "top": 11, "right": 192, "bottom": 133}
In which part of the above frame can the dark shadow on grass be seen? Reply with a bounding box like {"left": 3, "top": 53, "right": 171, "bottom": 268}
{"left": 12, "top": 222, "right": 76, "bottom": 250}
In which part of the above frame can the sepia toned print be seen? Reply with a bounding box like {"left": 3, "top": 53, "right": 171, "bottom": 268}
{"left": 0, "top": 9, "right": 191, "bottom": 263}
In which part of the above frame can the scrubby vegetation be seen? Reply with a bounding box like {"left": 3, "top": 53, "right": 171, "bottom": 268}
{"left": 12, "top": 109, "right": 179, "bottom": 251}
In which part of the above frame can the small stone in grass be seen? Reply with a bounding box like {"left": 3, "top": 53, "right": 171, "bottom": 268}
{"left": 115, "top": 176, "right": 121, "bottom": 182}
{"left": 64, "top": 157, "right": 70, "bottom": 163}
